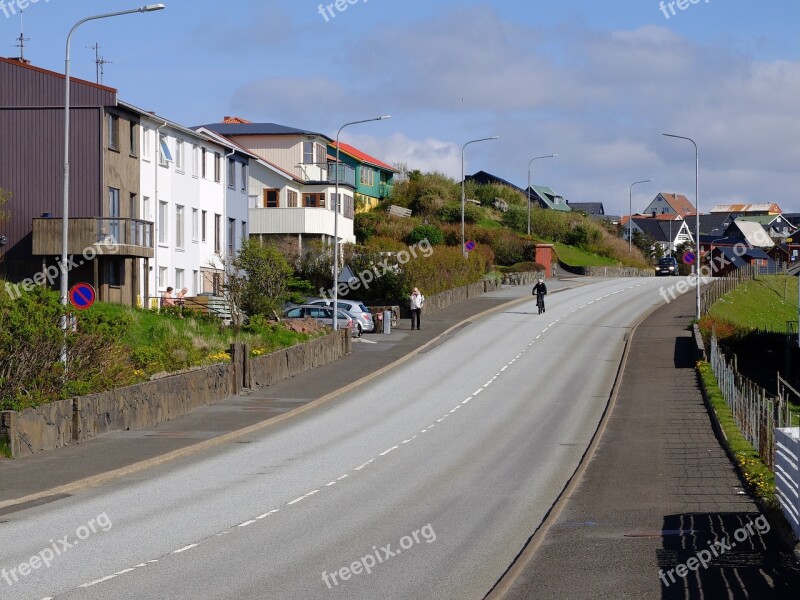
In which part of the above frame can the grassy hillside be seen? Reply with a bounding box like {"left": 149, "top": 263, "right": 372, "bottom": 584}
{"left": 553, "top": 243, "right": 619, "bottom": 267}
{"left": 709, "top": 275, "right": 798, "bottom": 332}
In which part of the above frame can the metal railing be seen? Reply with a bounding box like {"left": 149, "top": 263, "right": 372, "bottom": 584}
{"left": 95, "top": 218, "right": 154, "bottom": 248}
{"left": 327, "top": 162, "right": 356, "bottom": 187}
{"left": 709, "top": 336, "right": 793, "bottom": 469}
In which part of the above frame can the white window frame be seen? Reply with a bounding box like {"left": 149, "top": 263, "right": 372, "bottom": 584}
{"left": 175, "top": 268, "right": 185, "bottom": 291}
{"left": 158, "top": 201, "right": 168, "bottom": 246}
{"left": 158, "top": 266, "right": 168, "bottom": 289}
{"left": 175, "top": 139, "right": 185, "bottom": 172}
{"left": 142, "top": 127, "right": 152, "bottom": 161}
{"left": 175, "top": 205, "right": 185, "bottom": 250}
{"left": 159, "top": 133, "right": 173, "bottom": 167}
{"left": 192, "top": 144, "right": 199, "bottom": 177}
{"left": 192, "top": 208, "right": 199, "bottom": 242}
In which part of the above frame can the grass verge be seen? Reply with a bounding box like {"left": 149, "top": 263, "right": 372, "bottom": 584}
{"left": 696, "top": 360, "right": 777, "bottom": 507}
{"left": 709, "top": 275, "right": 798, "bottom": 332}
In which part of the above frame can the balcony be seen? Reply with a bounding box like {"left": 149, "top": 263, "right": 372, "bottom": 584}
{"left": 32, "top": 217, "right": 154, "bottom": 258}
{"left": 248, "top": 207, "right": 355, "bottom": 243}
{"left": 327, "top": 162, "right": 356, "bottom": 187}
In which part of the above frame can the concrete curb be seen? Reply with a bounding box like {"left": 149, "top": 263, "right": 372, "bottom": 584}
{"left": 483, "top": 297, "right": 662, "bottom": 600}
{"left": 0, "top": 283, "right": 585, "bottom": 513}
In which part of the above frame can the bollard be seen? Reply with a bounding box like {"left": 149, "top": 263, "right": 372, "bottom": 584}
{"left": 383, "top": 311, "right": 392, "bottom": 334}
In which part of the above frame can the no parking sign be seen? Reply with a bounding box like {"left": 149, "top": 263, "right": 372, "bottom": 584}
{"left": 69, "top": 283, "right": 96, "bottom": 311}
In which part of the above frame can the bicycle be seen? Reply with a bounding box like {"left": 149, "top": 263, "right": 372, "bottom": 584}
{"left": 536, "top": 295, "right": 545, "bottom": 315}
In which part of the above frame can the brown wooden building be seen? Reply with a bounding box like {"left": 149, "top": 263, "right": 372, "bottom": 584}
{"left": 0, "top": 57, "right": 152, "bottom": 306}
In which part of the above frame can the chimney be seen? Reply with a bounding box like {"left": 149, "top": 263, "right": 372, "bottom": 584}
{"left": 652, "top": 210, "right": 657, "bottom": 218}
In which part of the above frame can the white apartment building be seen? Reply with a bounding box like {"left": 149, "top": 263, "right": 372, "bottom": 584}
{"left": 124, "top": 104, "right": 249, "bottom": 306}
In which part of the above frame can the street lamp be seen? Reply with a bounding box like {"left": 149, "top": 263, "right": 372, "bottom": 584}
{"left": 61, "top": 4, "right": 166, "bottom": 366}
{"left": 461, "top": 136, "right": 499, "bottom": 256}
{"left": 527, "top": 154, "right": 557, "bottom": 236}
{"left": 663, "top": 133, "right": 700, "bottom": 320}
{"left": 333, "top": 116, "right": 391, "bottom": 330}
{"left": 628, "top": 179, "right": 653, "bottom": 252}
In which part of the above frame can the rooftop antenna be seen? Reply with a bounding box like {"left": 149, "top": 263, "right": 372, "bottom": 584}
{"left": 14, "top": 11, "right": 30, "bottom": 62}
{"left": 90, "top": 43, "right": 113, "bottom": 85}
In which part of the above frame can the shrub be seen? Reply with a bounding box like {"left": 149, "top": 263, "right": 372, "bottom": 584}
{"left": 501, "top": 204, "right": 529, "bottom": 233}
{"left": 406, "top": 224, "right": 444, "bottom": 246}
{"left": 438, "top": 201, "right": 481, "bottom": 224}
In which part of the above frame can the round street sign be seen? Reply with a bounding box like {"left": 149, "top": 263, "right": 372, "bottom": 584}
{"left": 683, "top": 252, "right": 696, "bottom": 265}
{"left": 69, "top": 283, "right": 96, "bottom": 311}
{"left": 465, "top": 240, "right": 477, "bottom": 252}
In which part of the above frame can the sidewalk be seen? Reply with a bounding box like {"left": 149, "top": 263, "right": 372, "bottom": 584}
{"left": 499, "top": 288, "right": 800, "bottom": 598}
{"left": 0, "top": 279, "right": 582, "bottom": 509}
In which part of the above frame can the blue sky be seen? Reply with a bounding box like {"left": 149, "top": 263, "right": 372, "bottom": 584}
{"left": 2, "top": 0, "right": 800, "bottom": 214}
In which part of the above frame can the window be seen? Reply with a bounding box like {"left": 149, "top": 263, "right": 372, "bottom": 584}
{"left": 303, "top": 141, "right": 314, "bottom": 164}
{"left": 158, "top": 201, "right": 168, "bottom": 245}
{"left": 201, "top": 148, "right": 207, "bottom": 178}
{"left": 108, "top": 188, "right": 120, "bottom": 242}
{"left": 129, "top": 193, "right": 138, "bottom": 219}
{"left": 303, "top": 193, "right": 325, "bottom": 208}
{"left": 143, "top": 196, "right": 150, "bottom": 221}
{"left": 129, "top": 123, "right": 138, "bottom": 157}
{"left": 158, "top": 266, "right": 168, "bottom": 288}
{"left": 159, "top": 134, "right": 173, "bottom": 166}
{"left": 192, "top": 144, "right": 199, "bottom": 177}
{"left": 228, "top": 159, "right": 236, "bottom": 189}
{"left": 142, "top": 127, "right": 152, "bottom": 161}
{"left": 263, "top": 189, "right": 279, "bottom": 208}
{"left": 214, "top": 153, "right": 221, "bottom": 182}
{"left": 202, "top": 210, "right": 207, "bottom": 242}
{"left": 175, "top": 139, "right": 185, "bottom": 171}
{"left": 214, "top": 214, "right": 221, "bottom": 254}
{"left": 316, "top": 143, "right": 326, "bottom": 165}
{"left": 175, "top": 205, "right": 184, "bottom": 249}
{"left": 287, "top": 190, "right": 298, "bottom": 207}
{"left": 108, "top": 259, "right": 123, "bottom": 287}
{"left": 108, "top": 114, "right": 119, "bottom": 150}
{"left": 343, "top": 195, "right": 354, "bottom": 219}
{"left": 228, "top": 218, "right": 235, "bottom": 255}
{"left": 241, "top": 221, "right": 247, "bottom": 243}
{"left": 175, "top": 268, "right": 185, "bottom": 290}
{"left": 193, "top": 270, "right": 199, "bottom": 295}
{"left": 360, "top": 167, "right": 375, "bottom": 187}
{"left": 192, "top": 208, "right": 199, "bottom": 242}
{"left": 241, "top": 163, "right": 247, "bottom": 192}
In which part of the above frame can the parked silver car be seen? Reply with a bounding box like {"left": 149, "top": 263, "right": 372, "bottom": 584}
{"left": 282, "top": 305, "right": 358, "bottom": 336}
{"left": 307, "top": 299, "right": 374, "bottom": 335}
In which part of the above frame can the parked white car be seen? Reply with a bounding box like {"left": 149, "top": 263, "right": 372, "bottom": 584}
{"left": 307, "top": 299, "right": 374, "bottom": 335}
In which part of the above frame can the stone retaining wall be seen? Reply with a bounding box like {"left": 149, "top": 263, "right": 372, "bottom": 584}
{"left": 559, "top": 263, "right": 653, "bottom": 277}
{"left": 2, "top": 330, "right": 351, "bottom": 459}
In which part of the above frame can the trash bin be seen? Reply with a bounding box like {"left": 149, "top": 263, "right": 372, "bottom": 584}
{"left": 383, "top": 310, "right": 392, "bottom": 334}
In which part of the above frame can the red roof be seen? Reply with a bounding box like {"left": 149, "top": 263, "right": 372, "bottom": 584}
{"left": 331, "top": 141, "right": 396, "bottom": 172}
{"left": 659, "top": 193, "right": 696, "bottom": 215}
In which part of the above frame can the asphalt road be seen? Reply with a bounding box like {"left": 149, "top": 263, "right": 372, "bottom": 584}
{"left": 1, "top": 278, "right": 669, "bottom": 600}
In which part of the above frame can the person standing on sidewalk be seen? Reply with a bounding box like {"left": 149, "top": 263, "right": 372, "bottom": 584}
{"left": 410, "top": 287, "right": 425, "bottom": 330}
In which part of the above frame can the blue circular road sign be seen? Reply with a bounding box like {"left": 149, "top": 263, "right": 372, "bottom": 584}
{"left": 69, "top": 283, "right": 96, "bottom": 311}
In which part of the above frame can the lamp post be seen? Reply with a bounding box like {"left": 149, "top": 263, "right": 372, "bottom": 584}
{"left": 333, "top": 116, "right": 390, "bottom": 330}
{"left": 527, "top": 154, "right": 557, "bottom": 236}
{"left": 663, "top": 133, "right": 700, "bottom": 320}
{"left": 61, "top": 4, "right": 166, "bottom": 366}
{"left": 628, "top": 179, "right": 653, "bottom": 252}
{"left": 461, "top": 136, "right": 499, "bottom": 256}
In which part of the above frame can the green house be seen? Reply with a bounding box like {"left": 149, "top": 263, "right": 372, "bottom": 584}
{"left": 329, "top": 141, "right": 397, "bottom": 212}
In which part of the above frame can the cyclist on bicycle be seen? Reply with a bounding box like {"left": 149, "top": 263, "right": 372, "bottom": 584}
{"left": 532, "top": 277, "right": 547, "bottom": 314}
